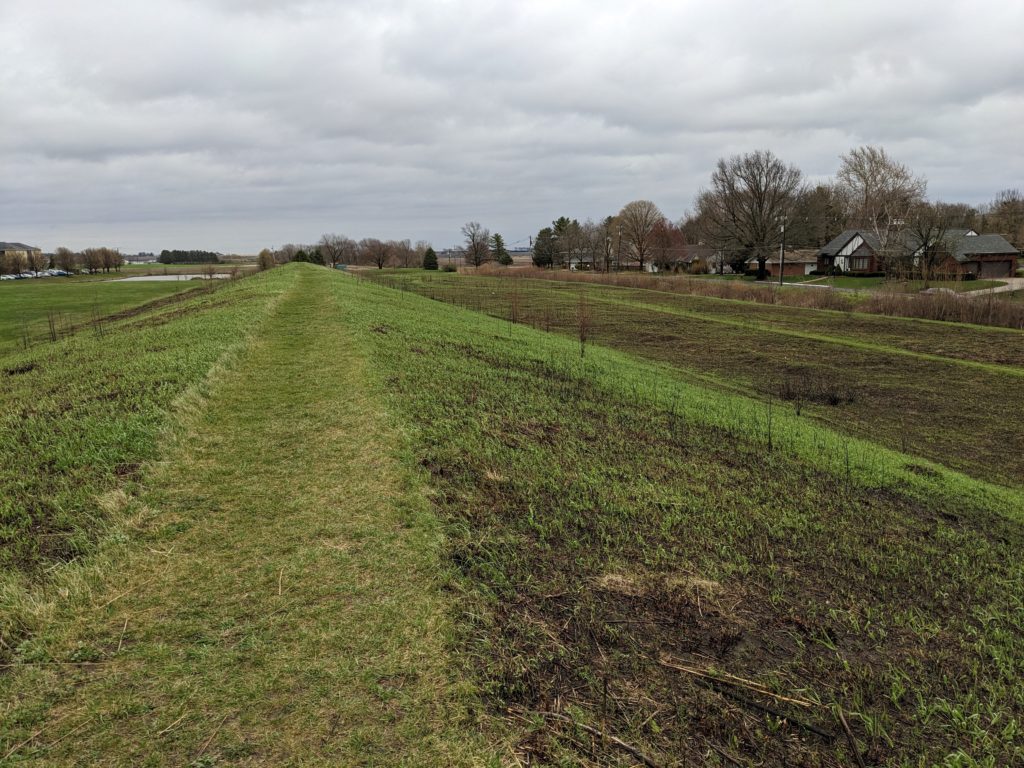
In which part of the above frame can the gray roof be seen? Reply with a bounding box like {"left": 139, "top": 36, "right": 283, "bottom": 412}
{"left": 817, "top": 229, "right": 1019, "bottom": 263}
{"left": 746, "top": 249, "right": 819, "bottom": 265}
{"left": 0, "top": 242, "right": 41, "bottom": 251}
{"left": 817, "top": 230, "right": 882, "bottom": 257}
{"left": 948, "top": 232, "right": 1018, "bottom": 262}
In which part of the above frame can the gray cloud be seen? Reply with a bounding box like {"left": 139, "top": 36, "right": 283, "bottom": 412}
{"left": 2, "top": 0, "right": 1022, "bottom": 252}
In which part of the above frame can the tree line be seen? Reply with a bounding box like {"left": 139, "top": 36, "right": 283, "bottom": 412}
{"left": 461, "top": 145, "right": 1022, "bottom": 281}
{"left": 0, "top": 246, "right": 125, "bottom": 275}
{"left": 158, "top": 249, "right": 220, "bottom": 264}
{"left": 258, "top": 235, "right": 437, "bottom": 271}
{"left": 688, "top": 147, "right": 1023, "bottom": 279}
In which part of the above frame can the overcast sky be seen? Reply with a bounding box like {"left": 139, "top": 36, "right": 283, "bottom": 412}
{"left": 2, "top": 0, "right": 1022, "bottom": 254}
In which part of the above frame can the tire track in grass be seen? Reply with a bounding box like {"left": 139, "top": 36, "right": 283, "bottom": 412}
{"left": 0, "top": 265, "right": 489, "bottom": 765}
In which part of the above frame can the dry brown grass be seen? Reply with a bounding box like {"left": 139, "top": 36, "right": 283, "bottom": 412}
{"left": 861, "top": 287, "right": 1024, "bottom": 328}
{"left": 483, "top": 267, "right": 1024, "bottom": 328}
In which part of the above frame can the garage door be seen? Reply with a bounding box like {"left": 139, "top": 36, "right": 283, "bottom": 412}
{"left": 979, "top": 260, "right": 1013, "bottom": 278}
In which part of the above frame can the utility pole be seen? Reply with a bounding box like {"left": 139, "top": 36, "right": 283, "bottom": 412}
{"left": 615, "top": 225, "right": 622, "bottom": 272}
{"left": 778, "top": 219, "right": 786, "bottom": 286}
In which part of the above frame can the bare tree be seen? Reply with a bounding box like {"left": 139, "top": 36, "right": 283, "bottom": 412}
{"left": 599, "top": 215, "right": 619, "bottom": 272}
{"left": 650, "top": 219, "right": 686, "bottom": 272}
{"left": 390, "top": 239, "right": 416, "bottom": 268}
{"left": 257, "top": 248, "right": 275, "bottom": 271}
{"left": 1, "top": 251, "right": 28, "bottom": 275}
{"left": 835, "top": 146, "right": 926, "bottom": 265}
{"left": 414, "top": 240, "right": 431, "bottom": 264}
{"left": 27, "top": 248, "right": 48, "bottom": 273}
{"left": 462, "top": 222, "right": 491, "bottom": 267}
{"left": 695, "top": 150, "right": 804, "bottom": 279}
{"left": 82, "top": 248, "right": 105, "bottom": 274}
{"left": 618, "top": 200, "right": 665, "bottom": 272}
{"left": 552, "top": 217, "right": 585, "bottom": 269}
{"left": 318, "top": 234, "right": 355, "bottom": 269}
{"left": 579, "top": 219, "right": 605, "bottom": 271}
{"left": 99, "top": 247, "right": 123, "bottom": 273}
{"left": 899, "top": 202, "right": 971, "bottom": 286}
{"left": 787, "top": 184, "right": 847, "bottom": 248}
{"left": 276, "top": 244, "right": 299, "bottom": 264}
{"left": 982, "top": 188, "right": 1024, "bottom": 248}
{"left": 54, "top": 247, "right": 79, "bottom": 273}
{"left": 360, "top": 238, "right": 392, "bottom": 269}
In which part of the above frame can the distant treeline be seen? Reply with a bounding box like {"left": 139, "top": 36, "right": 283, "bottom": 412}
{"left": 158, "top": 250, "right": 221, "bottom": 264}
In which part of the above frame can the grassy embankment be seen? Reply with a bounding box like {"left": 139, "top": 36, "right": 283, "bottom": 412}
{"left": 3, "top": 263, "right": 1023, "bottom": 765}
{"left": 0, "top": 280, "right": 204, "bottom": 353}
{"left": 1, "top": 266, "right": 488, "bottom": 765}
{"left": 355, "top": 270, "right": 1023, "bottom": 765}
{"left": 371, "top": 271, "right": 1024, "bottom": 488}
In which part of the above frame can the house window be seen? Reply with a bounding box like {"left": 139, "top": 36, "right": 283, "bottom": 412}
{"left": 852, "top": 257, "right": 869, "bottom": 271}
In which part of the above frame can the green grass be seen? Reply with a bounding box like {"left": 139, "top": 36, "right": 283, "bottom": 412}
{"left": 345, "top": 271, "right": 1024, "bottom": 765}
{"left": 804, "top": 276, "right": 885, "bottom": 289}
{"left": 369, "top": 271, "right": 1024, "bottom": 488}
{"left": 3, "top": 264, "right": 1023, "bottom": 765}
{"left": 0, "top": 266, "right": 489, "bottom": 764}
{"left": 0, "top": 280, "right": 203, "bottom": 353}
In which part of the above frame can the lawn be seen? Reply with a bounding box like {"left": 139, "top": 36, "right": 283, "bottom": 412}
{"left": 2, "top": 263, "right": 1022, "bottom": 765}
{"left": 0, "top": 279, "right": 203, "bottom": 353}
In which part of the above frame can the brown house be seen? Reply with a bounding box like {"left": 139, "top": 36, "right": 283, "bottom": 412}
{"left": 816, "top": 230, "right": 884, "bottom": 274}
{"left": 938, "top": 231, "right": 1019, "bottom": 278}
{"left": 746, "top": 249, "right": 819, "bottom": 277}
{"left": 816, "top": 229, "right": 1019, "bottom": 278}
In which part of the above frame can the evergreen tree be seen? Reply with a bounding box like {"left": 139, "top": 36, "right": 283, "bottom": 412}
{"left": 532, "top": 228, "right": 556, "bottom": 267}
{"left": 491, "top": 233, "right": 512, "bottom": 265}
{"left": 422, "top": 247, "right": 438, "bottom": 270}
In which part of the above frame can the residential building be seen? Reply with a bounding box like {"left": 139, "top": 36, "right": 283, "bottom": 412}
{"left": 816, "top": 229, "right": 1019, "bottom": 278}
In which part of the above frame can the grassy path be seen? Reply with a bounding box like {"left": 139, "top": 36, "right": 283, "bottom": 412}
{"left": 1, "top": 269, "right": 487, "bottom": 765}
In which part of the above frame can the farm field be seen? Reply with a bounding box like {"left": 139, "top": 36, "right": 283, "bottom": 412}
{"left": 369, "top": 271, "right": 1024, "bottom": 488}
{"left": 2, "top": 264, "right": 1023, "bottom": 765}
{"left": 0, "top": 280, "right": 203, "bottom": 353}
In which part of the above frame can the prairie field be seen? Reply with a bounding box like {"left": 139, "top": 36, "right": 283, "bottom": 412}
{"left": 1, "top": 264, "right": 1022, "bottom": 766}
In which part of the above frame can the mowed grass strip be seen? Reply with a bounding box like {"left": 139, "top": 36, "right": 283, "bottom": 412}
{"left": 0, "top": 280, "right": 203, "bottom": 353}
{"left": 372, "top": 272, "right": 1024, "bottom": 487}
{"left": 337, "top": 274, "right": 1024, "bottom": 765}
{"left": 0, "top": 266, "right": 490, "bottom": 765}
